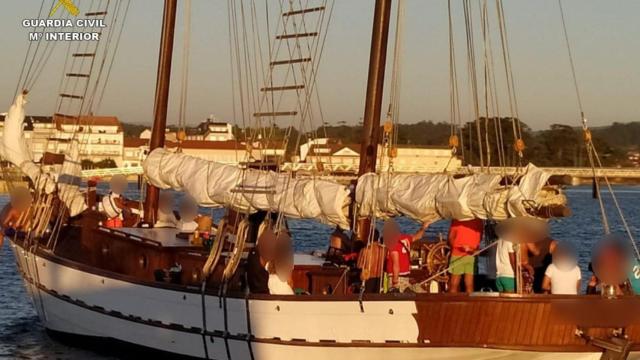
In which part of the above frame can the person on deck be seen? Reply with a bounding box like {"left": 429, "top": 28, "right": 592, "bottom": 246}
{"left": 384, "top": 219, "right": 430, "bottom": 293}
{"left": 495, "top": 237, "right": 517, "bottom": 293}
{"left": 155, "top": 191, "right": 178, "bottom": 228}
{"left": 448, "top": 219, "right": 483, "bottom": 294}
{"left": 101, "top": 175, "right": 129, "bottom": 228}
{"left": 522, "top": 236, "right": 558, "bottom": 293}
{"left": 268, "top": 240, "right": 295, "bottom": 295}
{"left": 176, "top": 197, "right": 199, "bottom": 233}
{"left": 326, "top": 226, "right": 352, "bottom": 264}
{"left": 542, "top": 244, "right": 581, "bottom": 295}
{"left": 248, "top": 226, "right": 279, "bottom": 294}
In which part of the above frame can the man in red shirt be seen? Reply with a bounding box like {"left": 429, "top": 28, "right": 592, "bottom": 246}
{"left": 384, "top": 219, "right": 430, "bottom": 292}
{"left": 448, "top": 219, "right": 483, "bottom": 293}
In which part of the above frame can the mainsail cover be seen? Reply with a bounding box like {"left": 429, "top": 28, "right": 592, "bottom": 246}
{"left": 143, "top": 148, "right": 351, "bottom": 229}
{"left": 356, "top": 164, "right": 556, "bottom": 222}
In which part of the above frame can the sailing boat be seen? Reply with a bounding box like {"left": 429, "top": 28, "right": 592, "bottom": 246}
{"left": 4, "top": 1, "right": 640, "bottom": 359}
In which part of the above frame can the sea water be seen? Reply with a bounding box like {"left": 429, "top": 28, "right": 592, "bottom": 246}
{"left": 1, "top": 185, "right": 639, "bottom": 359}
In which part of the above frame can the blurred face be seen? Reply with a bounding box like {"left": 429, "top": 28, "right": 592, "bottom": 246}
{"left": 592, "top": 239, "right": 629, "bottom": 285}
{"left": 275, "top": 253, "right": 294, "bottom": 280}
{"left": 553, "top": 244, "right": 577, "bottom": 271}
{"left": 10, "top": 187, "right": 32, "bottom": 211}
{"left": 110, "top": 175, "right": 127, "bottom": 194}
{"left": 159, "top": 192, "right": 173, "bottom": 212}
{"left": 179, "top": 197, "right": 198, "bottom": 221}
{"left": 382, "top": 220, "right": 400, "bottom": 246}
{"left": 258, "top": 227, "right": 277, "bottom": 261}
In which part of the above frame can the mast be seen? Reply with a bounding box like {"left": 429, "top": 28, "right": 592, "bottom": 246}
{"left": 355, "top": 0, "right": 393, "bottom": 241}
{"left": 358, "top": 0, "right": 393, "bottom": 176}
{"left": 143, "top": 0, "right": 178, "bottom": 224}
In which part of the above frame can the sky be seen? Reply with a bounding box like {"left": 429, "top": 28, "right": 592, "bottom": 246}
{"left": 0, "top": 0, "right": 638, "bottom": 131}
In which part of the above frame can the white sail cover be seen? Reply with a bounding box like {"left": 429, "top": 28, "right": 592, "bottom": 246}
{"left": 143, "top": 148, "right": 351, "bottom": 229}
{"left": 356, "top": 164, "right": 557, "bottom": 222}
{"left": 2, "top": 93, "right": 87, "bottom": 216}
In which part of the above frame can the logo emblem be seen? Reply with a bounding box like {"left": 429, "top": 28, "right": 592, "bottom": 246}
{"left": 50, "top": 0, "right": 80, "bottom": 17}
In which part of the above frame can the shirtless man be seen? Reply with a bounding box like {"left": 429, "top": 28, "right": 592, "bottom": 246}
{"left": 521, "top": 236, "right": 558, "bottom": 293}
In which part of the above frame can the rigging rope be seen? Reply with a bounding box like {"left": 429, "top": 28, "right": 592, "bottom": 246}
{"left": 178, "top": 0, "right": 193, "bottom": 144}
{"left": 462, "top": 0, "right": 485, "bottom": 169}
{"left": 557, "top": 0, "right": 638, "bottom": 260}
{"left": 446, "top": 0, "right": 465, "bottom": 164}
{"left": 495, "top": 0, "right": 524, "bottom": 165}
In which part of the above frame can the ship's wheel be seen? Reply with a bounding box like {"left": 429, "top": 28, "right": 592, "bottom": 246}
{"left": 422, "top": 241, "right": 451, "bottom": 283}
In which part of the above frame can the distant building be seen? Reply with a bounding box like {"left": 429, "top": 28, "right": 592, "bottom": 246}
{"left": 123, "top": 138, "right": 265, "bottom": 167}
{"left": 297, "top": 138, "right": 461, "bottom": 173}
{"left": 26, "top": 116, "right": 58, "bottom": 162}
{"left": 383, "top": 146, "right": 460, "bottom": 172}
{"left": 122, "top": 137, "right": 148, "bottom": 168}
{"left": 198, "top": 121, "right": 235, "bottom": 142}
{"left": 54, "top": 115, "right": 124, "bottom": 166}
{"left": 301, "top": 138, "right": 360, "bottom": 169}
{"left": 139, "top": 120, "right": 235, "bottom": 142}
{"left": 139, "top": 128, "right": 178, "bottom": 142}
{"left": 0, "top": 114, "right": 124, "bottom": 166}
{"left": 627, "top": 151, "right": 640, "bottom": 167}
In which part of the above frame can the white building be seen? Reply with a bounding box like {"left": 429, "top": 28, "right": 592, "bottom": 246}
{"left": 0, "top": 114, "right": 125, "bottom": 167}
{"left": 123, "top": 139, "right": 266, "bottom": 167}
{"left": 139, "top": 121, "right": 235, "bottom": 142}
{"left": 201, "top": 122, "right": 235, "bottom": 142}
{"left": 297, "top": 138, "right": 461, "bottom": 173}
{"left": 53, "top": 115, "right": 124, "bottom": 166}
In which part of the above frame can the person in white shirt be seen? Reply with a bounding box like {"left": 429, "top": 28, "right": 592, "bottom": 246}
{"left": 542, "top": 244, "right": 581, "bottom": 295}
{"left": 155, "top": 191, "right": 178, "bottom": 228}
{"left": 267, "top": 236, "right": 295, "bottom": 295}
{"left": 176, "top": 196, "right": 199, "bottom": 233}
{"left": 495, "top": 238, "right": 516, "bottom": 293}
{"left": 101, "top": 175, "right": 128, "bottom": 228}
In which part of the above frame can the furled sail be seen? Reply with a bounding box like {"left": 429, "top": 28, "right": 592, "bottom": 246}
{"left": 3, "top": 93, "right": 55, "bottom": 193}
{"left": 143, "top": 148, "right": 351, "bottom": 229}
{"left": 2, "top": 93, "right": 87, "bottom": 216}
{"left": 56, "top": 140, "right": 87, "bottom": 217}
{"left": 356, "top": 164, "right": 563, "bottom": 222}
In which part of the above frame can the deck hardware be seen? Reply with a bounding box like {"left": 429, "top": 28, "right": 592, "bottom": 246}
{"left": 388, "top": 309, "right": 394, "bottom": 315}
{"left": 138, "top": 255, "right": 147, "bottom": 268}
{"left": 576, "top": 327, "right": 632, "bottom": 360}
{"left": 276, "top": 305, "right": 280, "bottom": 311}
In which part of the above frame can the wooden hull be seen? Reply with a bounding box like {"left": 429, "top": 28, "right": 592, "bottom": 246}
{"left": 9, "top": 234, "right": 640, "bottom": 360}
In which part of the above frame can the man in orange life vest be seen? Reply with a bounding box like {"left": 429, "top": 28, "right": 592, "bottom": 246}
{"left": 101, "top": 175, "right": 131, "bottom": 228}
{"left": 384, "top": 219, "right": 430, "bottom": 293}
